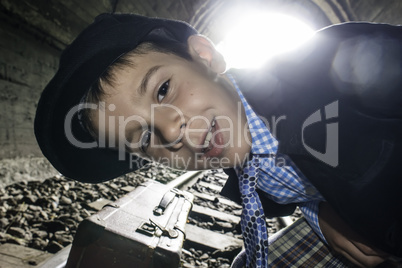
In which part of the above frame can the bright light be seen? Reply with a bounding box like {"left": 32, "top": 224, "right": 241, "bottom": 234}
{"left": 217, "top": 12, "right": 314, "bottom": 69}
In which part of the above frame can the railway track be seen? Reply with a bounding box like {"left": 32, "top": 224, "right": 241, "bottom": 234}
{"left": 175, "top": 169, "right": 300, "bottom": 268}
{"left": 0, "top": 166, "right": 301, "bottom": 268}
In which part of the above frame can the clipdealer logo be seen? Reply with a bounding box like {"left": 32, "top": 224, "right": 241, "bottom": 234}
{"left": 65, "top": 100, "right": 340, "bottom": 168}
{"left": 302, "top": 101, "right": 339, "bottom": 167}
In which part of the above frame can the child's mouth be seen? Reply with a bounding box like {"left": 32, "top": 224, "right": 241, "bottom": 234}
{"left": 201, "top": 118, "right": 224, "bottom": 158}
{"left": 202, "top": 119, "right": 215, "bottom": 148}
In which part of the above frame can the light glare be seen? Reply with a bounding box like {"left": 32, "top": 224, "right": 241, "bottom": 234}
{"left": 217, "top": 13, "right": 314, "bottom": 69}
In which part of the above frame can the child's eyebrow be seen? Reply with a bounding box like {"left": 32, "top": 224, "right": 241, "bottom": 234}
{"left": 139, "top": 65, "right": 163, "bottom": 95}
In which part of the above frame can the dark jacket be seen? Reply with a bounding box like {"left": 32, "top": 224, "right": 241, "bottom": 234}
{"left": 221, "top": 22, "right": 402, "bottom": 256}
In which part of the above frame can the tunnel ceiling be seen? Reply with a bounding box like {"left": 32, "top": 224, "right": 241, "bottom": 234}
{"left": 1, "top": 0, "right": 402, "bottom": 50}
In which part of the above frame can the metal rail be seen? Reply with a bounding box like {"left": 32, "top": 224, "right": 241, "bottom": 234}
{"left": 166, "top": 170, "right": 204, "bottom": 189}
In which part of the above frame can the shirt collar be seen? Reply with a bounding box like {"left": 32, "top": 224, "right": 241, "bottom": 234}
{"left": 227, "top": 74, "right": 278, "bottom": 155}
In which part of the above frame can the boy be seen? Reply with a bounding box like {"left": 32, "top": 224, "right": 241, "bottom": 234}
{"left": 35, "top": 13, "right": 401, "bottom": 267}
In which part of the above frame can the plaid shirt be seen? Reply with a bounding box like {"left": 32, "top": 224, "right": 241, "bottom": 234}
{"left": 230, "top": 75, "right": 327, "bottom": 244}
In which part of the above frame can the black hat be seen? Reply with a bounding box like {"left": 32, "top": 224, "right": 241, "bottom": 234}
{"left": 34, "top": 13, "right": 197, "bottom": 183}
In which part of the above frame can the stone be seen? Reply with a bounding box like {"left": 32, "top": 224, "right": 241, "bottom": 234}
{"left": 215, "top": 221, "right": 233, "bottom": 229}
{"left": 69, "top": 191, "right": 77, "bottom": 201}
{"left": 54, "top": 231, "right": 73, "bottom": 244}
{"left": 87, "top": 198, "right": 112, "bottom": 211}
{"left": 7, "top": 227, "right": 25, "bottom": 238}
{"left": 28, "top": 205, "right": 42, "bottom": 211}
{"left": 72, "top": 214, "right": 84, "bottom": 222}
{"left": 60, "top": 196, "right": 72, "bottom": 205}
{"left": 45, "top": 241, "right": 64, "bottom": 253}
{"left": 31, "top": 237, "right": 48, "bottom": 249}
{"left": 32, "top": 229, "right": 48, "bottom": 239}
{"left": 200, "top": 253, "right": 209, "bottom": 260}
{"left": 0, "top": 218, "right": 9, "bottom": 229}
{"left": 5, "top": 234, "right": 27, "bottom": 246}
{"left": 23, "top": 194, "right": 38, "bottom": 204}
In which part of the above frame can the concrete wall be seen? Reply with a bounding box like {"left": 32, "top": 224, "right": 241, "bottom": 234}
{"left": 0, "top": 0, "right": 112, "bottom": 158}
{"left": 0, "top": 6, "right": 60, "bottom": 158}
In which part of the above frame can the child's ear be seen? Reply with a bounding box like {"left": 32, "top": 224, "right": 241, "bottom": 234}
{"left": 187, "top": 35, "right": 226, "bottom": 74}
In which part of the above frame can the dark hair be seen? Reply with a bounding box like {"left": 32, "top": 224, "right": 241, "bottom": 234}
{"left": 81, "top": 40, "right": 192, "bottom": 138}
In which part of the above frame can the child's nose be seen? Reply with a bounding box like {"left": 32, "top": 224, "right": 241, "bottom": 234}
{"left": 153, "top": 107, "right": 186, "bottom": 148}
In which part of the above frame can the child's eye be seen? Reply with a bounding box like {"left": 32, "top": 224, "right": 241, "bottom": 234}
{"left": 140, "top": 129, "right": 151, "bottom": 153}
{"left": 157, "top": 80, "right": 170, "bottom": 102}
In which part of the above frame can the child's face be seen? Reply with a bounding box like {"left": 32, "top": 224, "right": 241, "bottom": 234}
{"left": 93, "top": 48, "right": 251, "bottom": 170}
